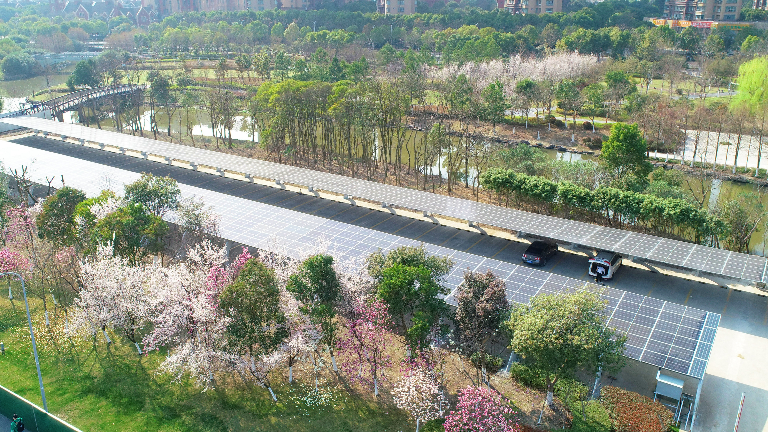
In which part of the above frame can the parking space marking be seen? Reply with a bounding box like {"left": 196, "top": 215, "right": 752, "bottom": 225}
{"left": 580, "top": 268, "right": 589, "bottom": 279}
{"left": 490, "top": 241, "right": 513, "bottom": 259}
{"left": 764, "top": 300, "right": 768, "bottom": 325}
{"left": 548, "top": 254, "right": 566, "bottom": 271}
{"left": 439, "top": 230, "right": 461, "bottom": 247}
{"left": 369, "top": 215, "right": 395, "bottom": 230}
{"left": 685, "top": 289, "right": 693, "bottom": 305}
{"left": 464, "top": 237, "right": 486, "bottom": 252}
{"left": 349, "top": 210, "right": 376, "bottom": 224}
{"left": 392, "top": 220, "right": 417, "bottom": 234}
{"left": 723, "top": 288, "right": 733, "bottom": 315}
{"left": 307, "top": 201, "right": 337, "bottom": 215}
{"left": 414, "top": 225, "right": 439, "bottom": 240}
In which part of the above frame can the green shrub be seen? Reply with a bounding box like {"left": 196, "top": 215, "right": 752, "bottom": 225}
{"left": 421, "top": 418, "right": 445, "bottom": 432}
{"left": 470, "top": 352, "right": 504, "bottom": 374}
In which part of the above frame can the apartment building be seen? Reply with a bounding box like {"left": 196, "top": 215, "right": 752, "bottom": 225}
{"left": 754, "top": 0, "right": 767, "bottom": 10}
{"left": 662, "top": 0, "right": 745, "bottom": 21}
{"left": 377, "top": 0, "right": 416, "bottom": 14}
{"left": 503, "top": 0, "right": 563, "bottom": 15}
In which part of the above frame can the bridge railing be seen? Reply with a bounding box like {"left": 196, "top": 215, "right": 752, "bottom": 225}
{"left": 1, "top": 85, "right": 146, "bottom": 118}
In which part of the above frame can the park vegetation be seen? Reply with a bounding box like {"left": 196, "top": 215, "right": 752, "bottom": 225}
{"left": 0, "top": 169, "right": 681, "bottom": 431}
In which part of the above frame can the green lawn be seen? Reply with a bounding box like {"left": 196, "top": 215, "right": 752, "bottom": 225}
{"left": 0, "top": 295, "right": 409, "bottom": 432}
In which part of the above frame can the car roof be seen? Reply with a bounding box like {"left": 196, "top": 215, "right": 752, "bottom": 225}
{"left": 529, "top": 240, "right": 555, "bottom": 247}
{"left": 592, "top": 251, "right": 618, "bottom": 261}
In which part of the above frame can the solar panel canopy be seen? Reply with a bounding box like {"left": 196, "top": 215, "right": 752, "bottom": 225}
{"left": 0, "top": 140, "right": 719, "bottom": 379}
{"left": 3, "top": 117, "right": 763, "bottom": 284}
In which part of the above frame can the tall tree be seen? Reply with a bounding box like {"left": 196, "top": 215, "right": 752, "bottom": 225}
{"left": 600, "top": 123, "right": 652, "bottom": 185}
{"left": 286, "top": 254, "right": 342, "bottom": 369}
{"left": 124, "top": 173, "right": 181, "bottom": 217}
{"left": 36, "top": 187, "right": 87, "bottom": 246}
{"left": 505, "top": 289, "right": 626, "bottom": 406}
{"left": 454, "top": 270, "right": 509, "bottom": 382}
{"left": 219, "top": 258, "right": 288, "bottom": 358}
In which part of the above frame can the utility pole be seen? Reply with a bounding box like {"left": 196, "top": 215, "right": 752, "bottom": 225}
{"left": 2, "top": 272, "right": 48, "bottom": 412}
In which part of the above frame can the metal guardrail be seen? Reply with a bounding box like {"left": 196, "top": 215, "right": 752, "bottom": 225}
{"left": 0, "top": 383, "right": 83, "bottom": 432}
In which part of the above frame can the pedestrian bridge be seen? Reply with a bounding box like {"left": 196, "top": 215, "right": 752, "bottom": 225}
{"left": 0, "top": 85, "right": 144, "bottom": 124}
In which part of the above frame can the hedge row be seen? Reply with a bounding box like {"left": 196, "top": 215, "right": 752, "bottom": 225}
{"left": 480, "top": 168, "right": 724, "bottom": 242}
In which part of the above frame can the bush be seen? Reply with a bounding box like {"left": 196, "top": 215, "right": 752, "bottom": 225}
{"left": 470, "top": 352, "right": 504, "bottom": 374}
{"left": 583, "top": 121, "right": 592, "bottom": 131}
{"left": 421, "top": 418, "right": 446, "bottom": 432}
{"left": 508, "top": 363, "right": 546, "bottom": 389}
{"left": 601, "top": 386, "right": 673, "bottom": 432}
{"left": 587, "top": 137, "right": 603, "bottom": 150}
{"left": 1, "top": 51, "right": 40, "bottom": 80}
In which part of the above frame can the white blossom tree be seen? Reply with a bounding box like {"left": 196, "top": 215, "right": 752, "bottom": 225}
{"left": 393, "top": 367, "right": 450, "bottom": 432}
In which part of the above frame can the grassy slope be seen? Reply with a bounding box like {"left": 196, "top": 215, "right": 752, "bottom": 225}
{"left": 0, "top": 296, "right": 408, "bottom": 432}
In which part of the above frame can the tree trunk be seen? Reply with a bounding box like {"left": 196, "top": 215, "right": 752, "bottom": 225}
{"left": 289, "top": 365, "right": 293, "bottom": 383}
{"left": 268, "top": 386, "right": 277, "bottom": 401}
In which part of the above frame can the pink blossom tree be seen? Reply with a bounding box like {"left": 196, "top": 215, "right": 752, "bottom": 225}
{"left": 337, "top": 299, "right": 393, "bottom": 396}
{"left": 444, "top": 386, "right": 520, "bottom": 432}
{"left": 393, "top": 367, "right": 449, "bottom": 432}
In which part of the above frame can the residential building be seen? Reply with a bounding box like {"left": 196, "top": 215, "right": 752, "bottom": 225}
{"left": 503, "top": 0, "right": 563, "bottom": 15}
{"left": 377, "top": 0, "right": 416, "bottom": 15}
{"left": 754, "top": 0, "right": 767, "bottom": 10}
{"left": 662, "top": 0, "right": 745, "bottom": 21}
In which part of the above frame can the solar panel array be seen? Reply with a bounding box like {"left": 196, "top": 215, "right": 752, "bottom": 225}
{"left": 0, "top": 139, "right": 719, "bottom": 379}
{"left": 3, "top": 117, "right": 765, "bottom": 284}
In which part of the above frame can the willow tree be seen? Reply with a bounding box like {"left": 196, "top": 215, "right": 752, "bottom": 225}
{"left": 732, "top": 56, "right": 768, "bottom": 176}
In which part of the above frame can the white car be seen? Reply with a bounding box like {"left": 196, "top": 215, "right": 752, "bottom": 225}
{"left": 588, "top": 252, "right": 622, "bottom": 280}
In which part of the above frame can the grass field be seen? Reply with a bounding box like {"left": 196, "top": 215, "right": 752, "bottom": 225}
{"left": 0, "top": 285, "right": 617, "bottom": 432}
{"left": 0, "top": 295, "right": 409, "bottom": 432}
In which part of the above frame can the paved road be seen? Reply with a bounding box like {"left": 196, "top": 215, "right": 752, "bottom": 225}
{"left": 6, "top": 135, "right": 768, "bottom": 431}
{"left": 0, "top": 414, "right": 11, "bottom": 430}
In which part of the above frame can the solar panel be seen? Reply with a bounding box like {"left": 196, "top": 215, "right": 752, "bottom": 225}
{"left": 4, "top": 117, "right": 765, "bottom": 284}
{"left": 0, "top": 139, "right": 718, "bottom": 379}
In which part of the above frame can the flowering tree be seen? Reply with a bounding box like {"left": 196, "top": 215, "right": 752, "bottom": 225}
{"left": 0, "top": 249, "right": 30, "bottom": 273}
{"left": 70, "top": 245, "right": 152, "bottom": 348}
{"left": 393, "top": 368, "right": 449, "bottom": 432}
{"left": 444, "top": 386, "right": 519, "bottom": 432}
{"left": 455, "top": 270, "right": 509, "bottom": 383}
{"left": 143, "top": 241, "right": 233, "bottom": 388}
{"left": 281, "top": 297, "right": 321, "bottom": 384}
{"left": 337, "top": 299, "right": 393, "bottom": 396}
{"left": 3, "top": 205, "right": 74, "bottom": 315}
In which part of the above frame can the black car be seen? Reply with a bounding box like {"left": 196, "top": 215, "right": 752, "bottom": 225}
{"left": 522, "top": 240, "right": 558, "bottom": 266}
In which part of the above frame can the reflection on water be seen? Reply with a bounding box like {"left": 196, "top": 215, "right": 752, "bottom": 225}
{"left": 0, "top": 72, "right": 72, "bottom": 99}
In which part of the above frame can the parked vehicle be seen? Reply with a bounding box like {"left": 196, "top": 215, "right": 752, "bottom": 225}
{"left": 522, "top": 240, "right": 558, "bottom": 266}
{"left": 589, "top": 252, "right": 622, "bottom": 280}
